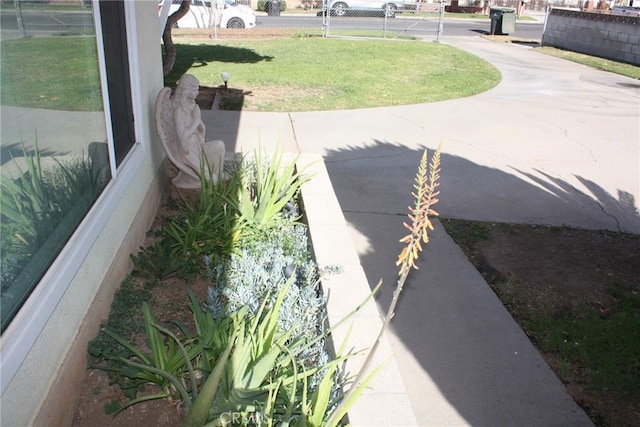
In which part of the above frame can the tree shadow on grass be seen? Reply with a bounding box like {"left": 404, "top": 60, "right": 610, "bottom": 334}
{"left": 322, "top": 140, "right": 638, "bottom": 426}
{"left": 164, "top": 44, "right": 274, "bottom": 87}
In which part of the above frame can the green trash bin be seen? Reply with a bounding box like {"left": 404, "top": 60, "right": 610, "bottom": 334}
{"left": 490, "top": 7, "right": 516, "bottom": 35}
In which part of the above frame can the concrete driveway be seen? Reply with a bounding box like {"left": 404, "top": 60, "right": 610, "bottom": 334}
{"left": 203, "top": 35, "right": 639, "bottom": 425}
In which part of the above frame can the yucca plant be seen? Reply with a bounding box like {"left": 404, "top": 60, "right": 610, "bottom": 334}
{"left": 90, "top": 146, "right": 442, "bottom": 426}
{"left": 95, "top": 302, "right": 204, "bottom": 414}
{"left": 0, "top": 144, "right": 102, "bottom": 297}
{"left": 166, "top": 147, "right": 310, "bottom": 269}
{"left": 0, "top": 144, "right": 100, "bottom": 251}
{"left": 1, "top": 145, "right": 59, "bottom": 250}
{"left": 237, "top": 148, "right": 311, "bottom": 232}
{"left": 166, "top": 156, "right": 244, "bottom": 267}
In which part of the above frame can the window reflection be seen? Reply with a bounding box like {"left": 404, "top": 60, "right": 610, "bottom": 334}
{"left": 0, "top": 0, "right": 110, "bottom": 331}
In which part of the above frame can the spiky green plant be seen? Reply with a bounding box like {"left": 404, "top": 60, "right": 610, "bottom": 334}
{"left": 165, "top": 156, "right": 244, "bottom": 268}
{"left": 92, "top": 291, "right": 236, "bottom": 415}
{"left": 95, "top": 303, "right": 201, "bottom": 414}
{"left": 1, "top": 146, "right": 57, "bottom": 250}
{"left": 237, "top": 148, "right": 311, "bottom": 232}
{"left": 88, "top": 146, "right": 442, "bottom": 426}
{"left": 1, "top": 144, "right": 103, "bottom": 328}
{"left": 185, "top": 276, "right": 355, "bottom": 427}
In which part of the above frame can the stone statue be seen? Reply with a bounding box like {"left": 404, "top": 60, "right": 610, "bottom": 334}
{"left": 155, "top": 74, "right": 225, "bottom": 189}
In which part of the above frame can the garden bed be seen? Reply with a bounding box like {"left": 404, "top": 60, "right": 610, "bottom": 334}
{"left": 72, "top": 153, "right": 416, "bottom": 426}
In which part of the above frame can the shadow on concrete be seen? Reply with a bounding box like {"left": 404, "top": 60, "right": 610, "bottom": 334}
{"left": 617, "top": 81, "right": 640, "bottom": 89}
{"left": 513, "top": 166, "right": 639, "bottom": 233}
{"left": 324, "top": 140, "right": 639, "bottom": 233}
{"left": 322, "top": 140, "right": 637, "bottom": 425}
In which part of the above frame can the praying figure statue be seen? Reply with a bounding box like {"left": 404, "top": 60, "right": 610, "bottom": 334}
{"left": 155, "top": 74, "right": 225, "bottom": 189}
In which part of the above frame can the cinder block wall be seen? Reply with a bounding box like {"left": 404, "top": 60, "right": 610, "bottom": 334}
{"left": 542, "top": 8, "right": 640, "bottom": 65}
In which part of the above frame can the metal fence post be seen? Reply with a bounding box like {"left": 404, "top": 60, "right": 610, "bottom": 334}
{"left": 383, "top": 8, "right": 388, "bottom": 38}
{"left": 322, "top": 0, "right": 329, "bottom": 37}
{"left": 542, "top": 3, "right": 551, "bottom": 35}
{"left": 14, "top": 0, "right": 27, "bottom": 38}
{"left": 436, "top": 1, "right": 444, "bottom": 43}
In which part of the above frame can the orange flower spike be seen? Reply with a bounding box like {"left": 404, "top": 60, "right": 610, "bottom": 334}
{"left": 396, "top": 145, "right": 442, "bottom": 277}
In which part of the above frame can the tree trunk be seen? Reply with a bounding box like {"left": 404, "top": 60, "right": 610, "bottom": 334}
{"left": 162, "top": 0, "right": 192, "bottom": 76}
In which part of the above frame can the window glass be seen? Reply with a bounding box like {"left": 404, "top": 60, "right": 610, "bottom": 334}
{"left": 0, "top": 0, "right": 110, "bottom": 332}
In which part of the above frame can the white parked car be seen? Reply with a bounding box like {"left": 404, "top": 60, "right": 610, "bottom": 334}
{"left": 164, "top": 0, "right": 256, "bottom": 29}
{"left": 326, "top": 0, "right": 417, "bottom": 17}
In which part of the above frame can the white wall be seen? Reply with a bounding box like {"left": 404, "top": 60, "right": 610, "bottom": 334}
{"left": 0, "top": 2, "right": 167, "bottom": 425}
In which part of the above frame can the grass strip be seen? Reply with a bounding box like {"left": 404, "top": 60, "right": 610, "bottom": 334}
{"left": 536, "top": 46, "right": 640, "bottom": 80}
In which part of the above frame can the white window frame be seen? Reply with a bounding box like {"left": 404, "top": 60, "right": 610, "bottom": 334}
{"left": 0, "top": 1, "right": 146, "bottom": 393}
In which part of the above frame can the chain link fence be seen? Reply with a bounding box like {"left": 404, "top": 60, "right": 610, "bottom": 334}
{"left": 252, "top": 1, "right": 446, "bottom": 42}
{"left": 321, "top": 1, "right": 445, "bottom": 41}
{"left": 2, "top": 1, "right": 445, "bottom": 42}
{"left": 159, "top": 0, "right": 446, "bottom": 41}
{"left": 2, "top": 3, "right": 95, "bottom": 40}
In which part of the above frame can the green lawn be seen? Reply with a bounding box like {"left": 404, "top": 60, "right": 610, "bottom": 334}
{"left": 5, "top": 34, "right": 636, "bottom": 114}
{"left": 166, "top": 38, "right": 501, "bottom": 111}
{"left": 2, "top": 35, "right": 499, "bottom": 113}
{"left": 536, "top": 46, "right": 640, "bottom": 80}
{"left": 1, "top": 36, "right": 103, "bottom": 111}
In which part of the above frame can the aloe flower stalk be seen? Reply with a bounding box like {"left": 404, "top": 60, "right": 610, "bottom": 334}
{"left": 397, "top": 146, "right": 441, "bottom": 277}
{"left": 327, "top": 146, "right": 441, "bottom": 426}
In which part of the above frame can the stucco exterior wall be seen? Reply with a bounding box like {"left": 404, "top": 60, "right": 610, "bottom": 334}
{"left": 542, "top": 8, "right": 640, "bottom": 65}
{"left": 0, "top": 2, "right": 167, "bottom": 425}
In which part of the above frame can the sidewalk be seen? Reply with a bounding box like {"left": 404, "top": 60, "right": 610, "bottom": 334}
{"left": 202, "top": 35, "right": 639, "bottom": 425}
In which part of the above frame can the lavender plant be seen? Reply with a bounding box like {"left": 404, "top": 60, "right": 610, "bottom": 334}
{"left": 207, "top": 219, "right": 330, "bottom": 381}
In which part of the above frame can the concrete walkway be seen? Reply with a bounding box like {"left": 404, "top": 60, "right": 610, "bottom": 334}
{"left": 203, "top": 35, "right": 639, "bottom": 426}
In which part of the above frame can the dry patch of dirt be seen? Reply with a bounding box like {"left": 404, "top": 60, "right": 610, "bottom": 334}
{"left": 196, "top": 85, "right": 218, "bottom": 109}
{"left": 198, "top": 85, "right": 336, "bottom": 112}
{"left": 197, "top": 83, "right": 337, "bottom": 111}
{"left": 72, "top": 369, "right": 184, "bottom": 427}
{"left": 72, "top": 188, "right": 211, "bottom": 427}
{"left": 71, "top": 273, "right": 212, "bottom": 427}
{"left": 479, "top": 225, "right": 639, "bottom": 310}
{"left": 219, "top": 85, "right": 334, "bottom": 111}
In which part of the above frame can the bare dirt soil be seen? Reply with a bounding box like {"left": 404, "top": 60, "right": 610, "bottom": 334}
{"left": 71, "top": 187, "right": 210, "bottom": 427}
{"left": 71, "top": 280, "right": 211, "bottom": 427}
